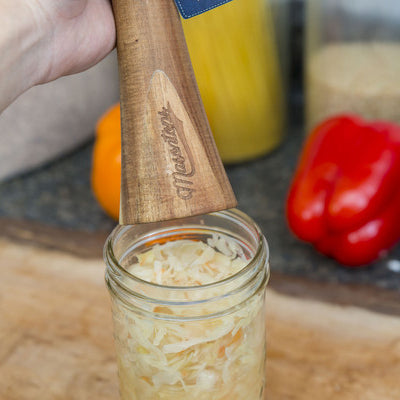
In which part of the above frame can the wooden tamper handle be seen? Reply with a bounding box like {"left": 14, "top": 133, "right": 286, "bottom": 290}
{"left": 112, "top": 0, "right": 237, "bottom": 224}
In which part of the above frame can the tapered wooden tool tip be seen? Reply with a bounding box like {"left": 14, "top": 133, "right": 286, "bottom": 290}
{"left": 113, "top": 0, "right": 237, "bottom": 225}
{"left": 118, "top": 71, "right": 237, "bottom": 224}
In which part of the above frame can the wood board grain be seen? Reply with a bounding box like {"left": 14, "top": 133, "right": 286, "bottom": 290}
{"left": 1, "top": 238, "right": 400, "bottom": 399}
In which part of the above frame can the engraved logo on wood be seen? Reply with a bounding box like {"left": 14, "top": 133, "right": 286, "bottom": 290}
{"left": 158, "top": 102, "right": 196, "bottom": 200}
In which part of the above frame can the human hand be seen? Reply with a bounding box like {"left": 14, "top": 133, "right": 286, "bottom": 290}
{"left": 32, "top": 0, "right": 116, "bottom": 82}
{"left": 0, "top": 0, "right": 116, "bottom": 111}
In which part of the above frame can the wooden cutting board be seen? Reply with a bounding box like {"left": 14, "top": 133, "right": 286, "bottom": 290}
{"left": 1, "top": 224, "right": 400, "bottom": 400}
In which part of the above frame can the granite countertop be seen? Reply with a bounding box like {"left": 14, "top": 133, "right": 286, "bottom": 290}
{"left": 1, "top": 130, "right": 399, "bottom": 291}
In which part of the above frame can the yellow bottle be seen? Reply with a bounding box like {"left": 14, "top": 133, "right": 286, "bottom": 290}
{"left": 183, "top": 0, "right": 284, "bottom": 163}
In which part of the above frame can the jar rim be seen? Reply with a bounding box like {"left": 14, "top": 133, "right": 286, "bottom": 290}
{"left": 105, "top": 209, "right": 269, "bottom": 291}
{"left": 105, "top": 209, "right": 269, "bottom": 319}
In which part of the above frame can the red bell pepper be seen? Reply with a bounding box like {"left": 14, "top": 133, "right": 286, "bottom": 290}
{"left": 286, "top": 115, "right": 400, "bottom": 267}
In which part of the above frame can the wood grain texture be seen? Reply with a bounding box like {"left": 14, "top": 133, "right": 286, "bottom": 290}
{"left": 0, "top": 217, "right": 109, "bottom": 259}
{"left": 0, "top": 239, "right": 118, "bottom": 400}
{"left": 266, "top": 292, "right": 400, "bottom": 400}
{"left": 112, "top": 0, "right": 237, "bottom": 224}
{"left": 1, "top": 238, "right": 400, "bottom": 399}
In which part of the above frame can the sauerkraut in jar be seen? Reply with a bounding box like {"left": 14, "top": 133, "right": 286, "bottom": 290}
{"left": 105, "top": 209, "right": 269, "bottom": 400}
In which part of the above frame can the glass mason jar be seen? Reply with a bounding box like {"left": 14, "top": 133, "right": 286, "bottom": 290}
{"left": 182, "top": 0, "right": 285, "bottom": 163}
{"left": 104, "top": 209, "right": 269, "bottom": 400}
{"left": 305, "top": 0, "right": 400, "bottom": 132}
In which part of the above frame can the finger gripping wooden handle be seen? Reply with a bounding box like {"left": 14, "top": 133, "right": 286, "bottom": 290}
{"left": 112, "top": 0, "right": 237, "bottom": 224}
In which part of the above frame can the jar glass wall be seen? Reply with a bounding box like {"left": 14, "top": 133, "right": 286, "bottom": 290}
{"left": 104, "top": 209, "right": 270, "bottom": 400}
{"left": 305, "top": 0, "right": 400, "bottom": 132}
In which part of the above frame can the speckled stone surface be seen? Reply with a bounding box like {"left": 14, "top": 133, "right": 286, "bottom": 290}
{"left": 0, "top": 132, "right": 399, "bottom": 291}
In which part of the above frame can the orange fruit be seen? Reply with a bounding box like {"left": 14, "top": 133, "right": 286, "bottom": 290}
{"left": 91, "top": 103, "right": 121, "bottom": 220}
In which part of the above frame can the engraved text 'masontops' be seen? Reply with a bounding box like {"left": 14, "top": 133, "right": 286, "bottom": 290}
{"left": 158, "top": 103, "right": 196, "bottom": 200}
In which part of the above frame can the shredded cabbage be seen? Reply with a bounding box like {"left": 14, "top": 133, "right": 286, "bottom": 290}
{"left": 129, "top": 238, "right": 246, "bottom": 286}
{"left": 111, "top": 236, "right": 266, "bottom": 400}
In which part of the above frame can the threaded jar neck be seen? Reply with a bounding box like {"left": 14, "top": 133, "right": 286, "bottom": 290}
{"left": 105, "top": 209, "right": 269, "bottom": 320}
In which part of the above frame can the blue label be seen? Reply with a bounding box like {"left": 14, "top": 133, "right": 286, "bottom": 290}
{"left": 175, "top": 0, "right": 233, "bottom": 19}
